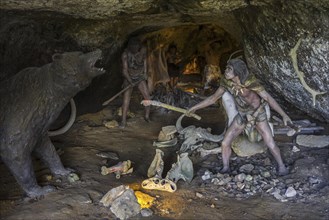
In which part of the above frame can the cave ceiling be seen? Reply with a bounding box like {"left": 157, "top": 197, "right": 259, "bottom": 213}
{"left": 1, "top": 0, "right": 329, "bottom": 122}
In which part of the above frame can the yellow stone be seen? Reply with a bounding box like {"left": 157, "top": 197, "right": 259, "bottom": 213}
{"left": 134, "top": 191, "right": 156, "bottom": 209}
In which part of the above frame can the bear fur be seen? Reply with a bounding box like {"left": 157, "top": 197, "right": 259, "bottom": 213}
{"left": 0, "top": 49, "right": 105, "bottom": 197}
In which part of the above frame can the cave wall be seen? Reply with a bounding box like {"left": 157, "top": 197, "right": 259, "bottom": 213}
{"left": 236, "top": 2, "right": 329, "bottom": 122}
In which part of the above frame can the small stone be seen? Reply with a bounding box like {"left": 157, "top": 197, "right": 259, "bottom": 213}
{"left": 234, "top": 173, "right": 247, "bottom": 182}
{"left": 285, "top": 187, "right": 297, "bottom": 197}
{"left": 211, "top": 204, "right": 215, "bottom": 208}
{"left": 216, "top": 173, "right": 224, "bottom": 178}
{"left": 211, "top": 178, "right": 222, "bottom": 185}
{"left": 272, "top": 189, "right": 287, "bottom": 202}
{"left": 294, "top": 182, "right": 301, "bottom": 189}
{"left": 245, "top": 175, "right": 253, "bottom": 181}
{"left": 236, "top": 193, "right": 242, "bottom": 198}
{"left": 231, "top": 170, "right": 238, "bottom": 175}
{"left": 239, "top": 164, "right": 254, "bottom": 173}
{"left": 141, "top": 208, "right": 153, "bottom": 217}
{"left": 202, "top": 170, "right": 213, "bottom": 180}
{"left": 67, "top": 173, "right": 80, "bottom": 183}
{"left": 196, "top": 192, "right": 203, "bottom": 198}
{"left": 261, "top": 171, "right": 271, "bottom": 178}
{"left": 308, "top": 177, "right": 320, "bottom": 184}
{"left": 263, "top": 185, "right": 272, "bottom": 191}
{"left": 104, "top": 120, "right": 119, "bottom": 128}
{"left": 292, "top": 146, "right": 300, "bottom": 152}
{"left": 237, "top": 182, "right": 245, "bottom": 190}
{"left": 263, "top": 158, "right": 272, "bottom": 166}
{"left": 110, "top": 189, "right": 141, "bottom": 219}
{"left": 223, "top": 177, "right": 232, "bottom": 184}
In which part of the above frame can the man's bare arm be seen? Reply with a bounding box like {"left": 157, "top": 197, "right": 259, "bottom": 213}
{"left": 189, "top": 86, "right": 225, "bottom": 113}
{"left": 258, "top": 90, "right": 292, "bottom": 125}
{"left": 121, "top": 52, "right": 133, "bottom": 84}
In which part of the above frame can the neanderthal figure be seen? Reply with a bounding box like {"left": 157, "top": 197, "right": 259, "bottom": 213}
{"left": 187, "top": 59, "right": 291, "bottom": 176}
{"left": 166, "top": 44, "right": 181, "bottom": 89}
{"left": 120, "top": 37, "right": 151, "bottom": 128}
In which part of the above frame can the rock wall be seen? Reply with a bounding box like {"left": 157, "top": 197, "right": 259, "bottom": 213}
{"left": 236, "top": 2, "right": 329, "bottom": 122}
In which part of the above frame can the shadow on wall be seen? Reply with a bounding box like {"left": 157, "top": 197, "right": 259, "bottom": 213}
{"left": 0, "top": 19, "right": 79, "bottom": 81}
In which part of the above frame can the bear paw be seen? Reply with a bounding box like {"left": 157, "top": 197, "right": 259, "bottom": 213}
{"left": 26, "top": 185, "right": 56, "bottom": 198}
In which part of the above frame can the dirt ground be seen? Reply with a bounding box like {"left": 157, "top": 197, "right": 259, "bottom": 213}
{"left": 1, "top": 95, "right": 329, "bottom": 220}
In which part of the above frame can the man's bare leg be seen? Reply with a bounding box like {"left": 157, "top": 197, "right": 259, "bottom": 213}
{"left": 120, "top": 87, "right": 133, "bottom": 128}
{"left": 220, "top": 118, "right": 244, "bottom": 173}
{"left": 256, "top": 121, "right": 289, "bottom": 175}
{"left": 138, "top": 81, "right": 151, "bottom": 122}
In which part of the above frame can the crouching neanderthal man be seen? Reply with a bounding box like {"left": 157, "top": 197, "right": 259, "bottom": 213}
{"left": 187, "top": 59, "right": 292, "bottom": 176}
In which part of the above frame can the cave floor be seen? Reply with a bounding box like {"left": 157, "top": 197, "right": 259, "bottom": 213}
{"left": 1, "top": 99, "right": 329, "bottom": 220}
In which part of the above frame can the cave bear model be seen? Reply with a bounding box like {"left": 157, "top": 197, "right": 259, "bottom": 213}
{"left": 0, "top": 50, "right": 105, "bottom": 197}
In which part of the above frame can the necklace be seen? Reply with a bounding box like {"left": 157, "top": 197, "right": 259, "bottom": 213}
{"left": 232, "top": 81, "right": 245, "bottom": 96}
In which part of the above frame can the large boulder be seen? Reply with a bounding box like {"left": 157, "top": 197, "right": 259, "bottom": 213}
{"left": 237, "top": 2, "right": 329, "bottom": 122}
{"left": 231, "top": 135, "right": 267, "bottom": 157}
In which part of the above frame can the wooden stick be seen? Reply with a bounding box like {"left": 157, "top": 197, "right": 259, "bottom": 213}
{"left": 143, "top": 100, "right": 201, "bottom": 120}
{"left": 102, "top": 79, "right": 143, "bottom": 106}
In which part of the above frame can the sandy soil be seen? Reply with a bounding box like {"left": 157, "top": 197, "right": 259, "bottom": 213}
{"left": 0, "top": 96, "right": 329, "bottom": 220}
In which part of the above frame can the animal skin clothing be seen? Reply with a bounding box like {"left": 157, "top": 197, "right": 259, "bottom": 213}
{"left": 220, "top": 74, "right": 267, "bottom": 142}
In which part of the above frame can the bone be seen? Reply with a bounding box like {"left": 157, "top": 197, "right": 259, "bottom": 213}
{"left": 197, "top": 147, "right": 222, "bottom": 157}
{"left": 101, "top": 160, "right": 133, "bottom": 178}
{"left": 147, "top": 149, "right": 164, "bottom": 178}
{"left": 153, "top": 138, "right": 177, "bottom": 148}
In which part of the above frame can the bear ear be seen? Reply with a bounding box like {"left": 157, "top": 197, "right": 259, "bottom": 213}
{"left": 52, "top": 53, "right": 62, "bottom": 61}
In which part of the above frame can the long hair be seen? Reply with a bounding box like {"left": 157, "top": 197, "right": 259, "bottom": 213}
{"left": 227, "top": 58, "right": 249, "bottom": 84}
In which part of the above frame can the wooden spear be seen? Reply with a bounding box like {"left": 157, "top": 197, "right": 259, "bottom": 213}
{"left": 102, "top": 79, "right": 143, "bottom": 106}
{"left": 141, "top": 100, "right": 201, "bottom": 120}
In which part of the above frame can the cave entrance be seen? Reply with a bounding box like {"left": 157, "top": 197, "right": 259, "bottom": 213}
{"left": 137, "top": 24, "right": 242, "bottom": 108}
